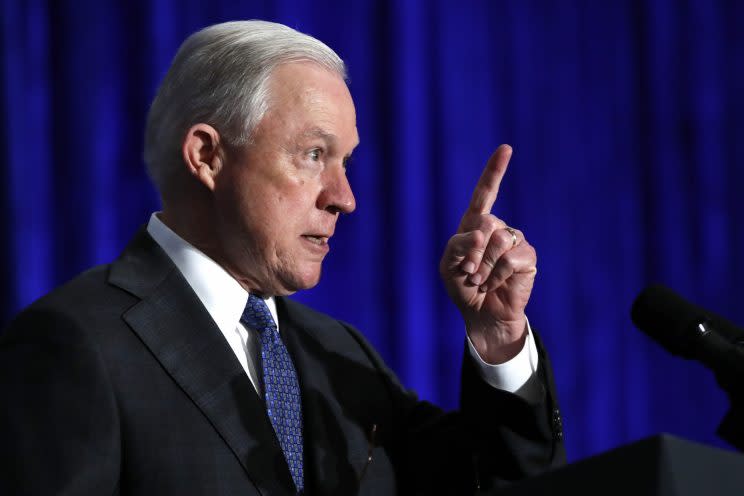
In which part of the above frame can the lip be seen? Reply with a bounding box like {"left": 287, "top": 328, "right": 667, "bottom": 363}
{"left": 300, "top": 234, "right": 331, "bottom": 254}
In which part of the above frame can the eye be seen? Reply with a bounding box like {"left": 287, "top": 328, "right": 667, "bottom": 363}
{"left": 342, "top": 155, "right": 353, "bottom": 169}
{"left": 308, "top": 148, "right": 322, "bottom": 161}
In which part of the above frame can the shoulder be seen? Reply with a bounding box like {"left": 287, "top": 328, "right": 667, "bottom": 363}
{"left": 2, "top": 263, "right": 137, "bottom": 347}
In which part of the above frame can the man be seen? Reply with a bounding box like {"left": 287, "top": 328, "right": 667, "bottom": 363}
{"left": 0, "top": 21, "right": 564, "bottom": 495}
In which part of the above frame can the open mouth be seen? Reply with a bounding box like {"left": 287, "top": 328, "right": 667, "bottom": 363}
{"left": 302, "top": 235, "right": 329, "bottom": 245}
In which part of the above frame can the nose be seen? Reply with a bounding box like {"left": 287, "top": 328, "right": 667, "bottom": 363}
{"left": 318, "top": 166, "right": 356, "bottom": 215}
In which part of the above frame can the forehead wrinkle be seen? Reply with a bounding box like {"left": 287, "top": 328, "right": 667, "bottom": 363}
{"left": 264, "top": 65, "right": 358, "bottom": 154}
{"left": 301, "top": 126, "right": 336, "bottom": 143}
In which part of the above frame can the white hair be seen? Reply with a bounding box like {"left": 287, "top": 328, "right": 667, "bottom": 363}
{"left": 143, "top": 20, "right": 346, "bottom": 195}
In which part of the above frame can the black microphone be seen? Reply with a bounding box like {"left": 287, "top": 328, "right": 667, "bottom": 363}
{"left": 630, "top": 284, "right": 744, "bottom": 396}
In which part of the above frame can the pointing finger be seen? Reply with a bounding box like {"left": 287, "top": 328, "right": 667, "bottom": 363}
{"left": 465, "top": 144, "right": 512, "bottom": 218}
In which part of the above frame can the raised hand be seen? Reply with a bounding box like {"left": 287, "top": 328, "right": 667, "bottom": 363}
{"left": 439, "top": 145, "right": 537, "bottom": 364}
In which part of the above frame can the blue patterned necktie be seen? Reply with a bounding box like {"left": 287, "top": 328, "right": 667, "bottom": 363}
{"left": 241, "top": 294, "right": 304, "bottom": 493}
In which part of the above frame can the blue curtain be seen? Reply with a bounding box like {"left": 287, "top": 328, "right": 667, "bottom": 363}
{"left": 3, "top": 0, "right": 744, "bottom": 462}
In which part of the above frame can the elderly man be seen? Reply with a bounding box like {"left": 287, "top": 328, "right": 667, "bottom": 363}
{"left": 0, "top": 21, "right": 564, "bottom": 495}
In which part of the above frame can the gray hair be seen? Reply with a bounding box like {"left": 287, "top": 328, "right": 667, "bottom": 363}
{"left": 143, "top": 20, "right": 346, "bottom": 195}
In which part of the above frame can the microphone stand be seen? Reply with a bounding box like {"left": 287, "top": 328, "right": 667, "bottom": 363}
{"left": 718, "top": 398, "right": 744, "bottom": 451}
{"left": 713, "top": 338, "right": 744, "bottom": 451}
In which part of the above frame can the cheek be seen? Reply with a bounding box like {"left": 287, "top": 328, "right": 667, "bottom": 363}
{"left": 257, "top": 196, "right": 299, "bottom": 245}
{"left": 275, "top": 185, "right": 317, "bottom": 214}
{"left": 222, "top": 174, "right": 321, "bottom": 246}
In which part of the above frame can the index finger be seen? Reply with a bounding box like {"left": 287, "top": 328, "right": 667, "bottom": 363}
{"left": 466, "top": 144, "right": 513, "bottom": 215}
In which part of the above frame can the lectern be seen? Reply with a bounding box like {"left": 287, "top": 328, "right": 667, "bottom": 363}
{"left": 498, "top": 434, "right": 744, "bottom": 495}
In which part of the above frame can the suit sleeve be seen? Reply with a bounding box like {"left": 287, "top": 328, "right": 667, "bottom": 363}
{"left": 0, "top": 309, "right": 121, "bottom": 495}
{"left": 459, "top": 329, "right": 566, "bottom": 491}
{"left": 341, "top": 322, "right": 565, "bottom": 494}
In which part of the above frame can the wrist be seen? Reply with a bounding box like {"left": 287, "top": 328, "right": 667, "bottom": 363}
{"left": 467, "top": 318, "right": 528, "bottom": 364}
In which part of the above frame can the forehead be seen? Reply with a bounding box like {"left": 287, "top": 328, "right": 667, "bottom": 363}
{"left": 260, "top": 62, "right": 359, "bottom": 146}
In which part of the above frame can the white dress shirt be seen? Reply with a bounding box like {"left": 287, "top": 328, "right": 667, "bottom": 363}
{"left": 146, "top": 213, "right": 540, "bottom": 400}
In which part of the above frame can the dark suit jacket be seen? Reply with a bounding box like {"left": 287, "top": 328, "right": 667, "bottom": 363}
{"left": 0, "top": 229, "right": 565, "bottom": 495}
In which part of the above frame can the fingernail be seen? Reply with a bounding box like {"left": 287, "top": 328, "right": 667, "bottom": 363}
{"left": 470, "top": 273, "right": 482, "bottom": 285}
{"left": 462, "top": 261, "right": 475, "bottom": 274}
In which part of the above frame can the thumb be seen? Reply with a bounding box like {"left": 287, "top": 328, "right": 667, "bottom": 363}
{"left": 440, "top": 230, "right": 485, "bottom": 275}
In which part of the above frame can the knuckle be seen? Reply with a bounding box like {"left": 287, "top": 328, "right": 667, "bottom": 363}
{"left": 502, "top": 253, "right": 518, "bottom": 271}
{"left": 490, "top": 230, "right": 510, "bottom": 251}
{"left": 449, "top": 232, "right": 475, "bottom": 250}
{"left": 484, "top": 239, "right": 504, "bottom": 260}
{"left": 444, "top": 235, "right": 460, "bottom": 255}
{"left": 481, "top": 215, "right": 500, "bottom": 231}
{"left": 518, "top": 242, "right": 536, "bottom": 262}
{"left": 470, "top": 229, "right": 486, "bottom": 247}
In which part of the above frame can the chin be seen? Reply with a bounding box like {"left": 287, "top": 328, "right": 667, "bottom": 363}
{"left": 296, "top": 272, "right": 322, "bottom": 291}
{"left": 276, "top": 265, "right": 323, "bottom": 295}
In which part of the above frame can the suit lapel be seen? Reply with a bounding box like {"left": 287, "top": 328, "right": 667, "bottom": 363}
{"left": 108, "top": 229, "right": 296, "bottom": 495}
{"left": 277, "top": 297, "right": 376, "bottom": 495}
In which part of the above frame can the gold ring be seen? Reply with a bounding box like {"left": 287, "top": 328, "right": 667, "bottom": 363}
{"left": 505, "top": 227, "right": 517, "bottom": 248}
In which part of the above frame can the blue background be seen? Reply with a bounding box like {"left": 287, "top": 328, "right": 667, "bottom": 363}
{"left": 3, "top": 0, "right": 744, "bottom": 462}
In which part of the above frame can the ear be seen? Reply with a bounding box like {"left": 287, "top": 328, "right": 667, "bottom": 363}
{"left": 182, "top": 123, "right": 223, "bottom": 191}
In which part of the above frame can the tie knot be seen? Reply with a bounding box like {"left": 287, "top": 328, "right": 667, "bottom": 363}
{"left": 241, "top": 294, "right": 277, "bottom": 333}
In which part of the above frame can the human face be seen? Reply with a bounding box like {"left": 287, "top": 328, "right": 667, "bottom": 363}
{"left": 212, "top": 62, "right": 358, "bottom": 296}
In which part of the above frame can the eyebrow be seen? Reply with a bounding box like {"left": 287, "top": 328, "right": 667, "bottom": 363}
{"left": 301, "top": 126, "right": 359, "bottom": 155}
{"left": 301, "top": 127, "right": 337, "bottom": 144}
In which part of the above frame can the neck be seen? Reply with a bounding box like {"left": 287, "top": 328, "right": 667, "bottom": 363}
{"left": 158, "top": 200, "right": 268, "bottom": 296}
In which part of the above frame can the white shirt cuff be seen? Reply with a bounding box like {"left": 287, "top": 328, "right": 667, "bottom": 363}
{"left": 466, "top": 318, "right": 541, "bottom": 400}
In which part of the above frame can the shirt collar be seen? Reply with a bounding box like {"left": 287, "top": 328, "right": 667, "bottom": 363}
{"left": 145, "top": 212, "right": 279, "bottom": 333}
